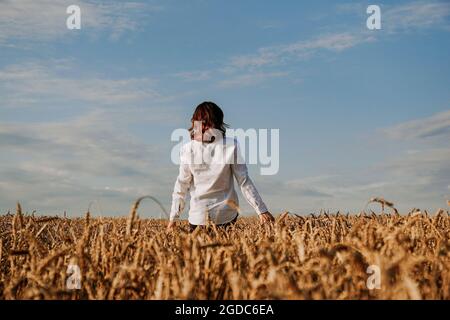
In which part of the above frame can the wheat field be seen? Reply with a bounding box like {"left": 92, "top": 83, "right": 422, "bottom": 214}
{"left": 0, "top": 201, "right": 449, "bottom": 300}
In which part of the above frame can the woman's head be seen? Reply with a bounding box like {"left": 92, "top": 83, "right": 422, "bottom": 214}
{"left": 189, "top": 101, "right": 228, "bottom": 141}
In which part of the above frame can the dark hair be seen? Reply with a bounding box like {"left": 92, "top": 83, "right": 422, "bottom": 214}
{"left": 189, "top": 101, "right": 228, "bottom": 140}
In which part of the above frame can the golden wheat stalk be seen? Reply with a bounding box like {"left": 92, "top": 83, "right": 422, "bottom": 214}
{"left": 0, "top": 199, "right": 448, "bottom": 300}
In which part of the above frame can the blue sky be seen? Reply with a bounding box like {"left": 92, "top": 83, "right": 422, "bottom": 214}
{"left": 0, "top": 0, "right": 449, "bottom": 217}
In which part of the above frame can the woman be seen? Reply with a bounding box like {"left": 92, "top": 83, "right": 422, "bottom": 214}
{"left": 167, "top": 101, "right": 274, "bottom": 232}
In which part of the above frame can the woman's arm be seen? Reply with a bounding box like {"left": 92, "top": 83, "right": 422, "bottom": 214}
{"left": 167, "top": 147, "right": 193, "bottom": 230}
{"left": 231, "top": 141, "right": 275, "bottom": 224}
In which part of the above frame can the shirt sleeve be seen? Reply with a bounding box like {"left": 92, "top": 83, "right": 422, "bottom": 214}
{"left": 169, "top": 145, "right": 193, "bottom": 221}
{"left": 231, "top": 140, "right": 268, "bottom": 215}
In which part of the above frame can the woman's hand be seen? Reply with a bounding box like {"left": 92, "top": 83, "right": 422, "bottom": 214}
{"left": 167, "top": 220, "right": 176, "bottom": 232}
{"left": 259, "top": 211, "right": 275, "bottom": 224}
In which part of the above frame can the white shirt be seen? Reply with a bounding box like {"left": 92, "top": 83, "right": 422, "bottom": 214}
{"left": 169, "top": 135, "right": 268, "bottom": 225}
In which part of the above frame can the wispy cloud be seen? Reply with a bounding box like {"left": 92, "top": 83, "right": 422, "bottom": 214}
{"left": 0, "top": 0, "right": 162, "bottom": 44}
{"left": 0, "top": 57, "right": 185, "bottom": 215}
{"left": 169, "top": 1, "right": 450, "bottom": 90}
{"left": 172, "top": 70, "right": 211, "bottom": 82}
{"left": 178, "top": 32, "right": 371, "bottom": 88}
{"left": 266, "top": 148, "right": 449, "bottom": 213}
{"left": 0, "top": 110, "right": 165, "bottom": 177}
{"left": 383, "top": 1, "right": 450, "bottom": 32}
{"left": 383, "top": 109, "right": 450, "bottom": 140}
{"left": 217, "top": 71, "right": 288, "bottom": 88}
{"left": 253, "top": 110, "right": 450, "bottom": 213}
{"left": 228, "top": 32, "right": 373, "bottom": 69}
{"left": 0, "top": 110, "right": 175, "bottom": 215}
{"left": 225, "top": 1, "right": 450, "bottom": 70}
{"left": 0, "top": 60, "right": 166, "bottom": 109}
{"left": 337, "top": 1, "right": 450, "bottom": 32}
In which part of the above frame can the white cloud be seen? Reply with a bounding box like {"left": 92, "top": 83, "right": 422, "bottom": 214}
{"left": 337, "top": 1, "right": 450, "bottom": 31}
{"left": 0, "top": 60, "right": 167, "bottom": 108}
{"left": 203, "top": 31, "right": 372, "bottom": 88}
{"left": 173, "top": 71, "right": 211, "bottom": 82}
{"left": 254, "top": 110, "right": 450, "bottom": 213}
{"left": 226, "top": 1, "right": 450, "bottom": 71}
{"left": 0, "top": 0, "right": 162, "bottom": 44}
{"left": 175, "top": 30, "right": 374, "bottom": 87}
{"left": 0, "top": 110, "right": 176, "bottom": 216}
{"left": 384, "top": 1, "right": 450, "bottom": 32}
{"left": 0, "top": 58, "right": 186, "bottom": 216}
{"left": 383, "top": 109, "right": 450, "bottom": 140}
{"left": 229, "top": 32, "right": 373, "bottom": 69}
{"left": 218, "top": 71, "right": 288, "bottom": 88}
{"left": 166, "top": 2, "right": 450, "bottom": 91}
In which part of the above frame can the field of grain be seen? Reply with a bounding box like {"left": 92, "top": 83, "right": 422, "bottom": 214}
{"left": 0, "top": 201, "right": 449, "bottom": 300}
